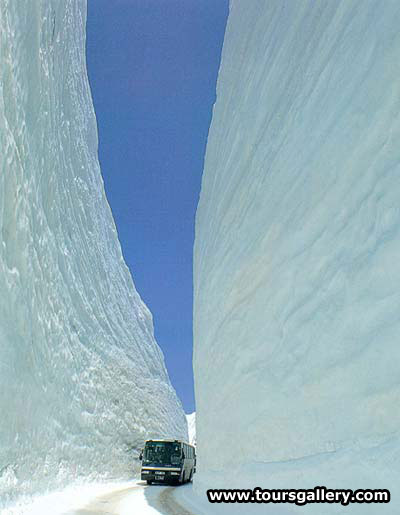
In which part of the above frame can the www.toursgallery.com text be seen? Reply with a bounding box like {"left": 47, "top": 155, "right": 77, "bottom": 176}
{"left": 207, "top": 486, "right": 391, "bottom": 506}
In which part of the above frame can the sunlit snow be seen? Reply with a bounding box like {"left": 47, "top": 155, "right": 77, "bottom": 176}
{"left": 186, "top": 412, "right": 196, "bottom": 446}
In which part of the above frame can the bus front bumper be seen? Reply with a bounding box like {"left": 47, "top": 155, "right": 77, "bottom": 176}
{"left": 141, "top": 467, "right": 181, "bottom": 482}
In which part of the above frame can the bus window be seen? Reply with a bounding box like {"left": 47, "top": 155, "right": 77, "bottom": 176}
{"left": 143, "top": 441, "right": 182, "bottom": 466}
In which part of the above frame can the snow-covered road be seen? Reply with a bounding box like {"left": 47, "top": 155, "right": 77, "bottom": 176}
{"left": 65, "top": 481, "right": 195, "bottom": 515}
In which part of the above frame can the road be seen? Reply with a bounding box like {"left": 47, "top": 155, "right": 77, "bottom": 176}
{"left": 66, "top": 481, "right": 197, "bottom": 515}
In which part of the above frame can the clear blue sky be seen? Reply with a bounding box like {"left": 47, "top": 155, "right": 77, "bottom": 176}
{"left": 86, "top": 0, "right": 228, "bottom": 413}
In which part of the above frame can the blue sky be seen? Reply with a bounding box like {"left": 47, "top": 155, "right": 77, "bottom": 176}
{"left": 86, "top": 0, "right": 228, "bottom": 413}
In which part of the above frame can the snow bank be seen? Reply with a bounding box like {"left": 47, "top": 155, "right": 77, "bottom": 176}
{"left": 0, "top": 1, "right": 186, "bottom": 510}
{"left": 193, "top": 1, "right": 400, "bottom": 512}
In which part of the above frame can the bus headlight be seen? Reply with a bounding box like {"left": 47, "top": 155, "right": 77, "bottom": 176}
{"left": 142, "top": 470, "right": 149, "bottom": 474}
{"left": 170, "top": 472, "right": 179, "bottom": 476}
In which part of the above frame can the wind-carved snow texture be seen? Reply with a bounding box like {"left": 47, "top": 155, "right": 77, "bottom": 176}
{"left": 194, "top": 1, "right": 400, "bottom": 511}
{"left": 0, "top": 1, "right": 187, "bottom": 509}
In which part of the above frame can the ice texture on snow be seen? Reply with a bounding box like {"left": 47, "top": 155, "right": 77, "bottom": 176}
{"left": 194, "top": 0, "right": 400, "bottom": 509}
{"left": 0, "top": 0, "right": 187, "bottom": 509}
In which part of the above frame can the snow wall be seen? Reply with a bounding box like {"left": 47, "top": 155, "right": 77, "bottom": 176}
{"left": 194, "top": 0, "right": 400, "bottom": 510}
{"left": 0, "top": 1, "right": 187, "bottom": 509}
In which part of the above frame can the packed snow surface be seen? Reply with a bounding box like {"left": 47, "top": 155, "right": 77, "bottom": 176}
{"left": 194, "top": 0, "right": 400, "bottom": 512}
{"left": 186, "top": 412, "right": 196, "bottom": 445}
{"left": 0, "top": 0, "right": 187, "bottom": 510}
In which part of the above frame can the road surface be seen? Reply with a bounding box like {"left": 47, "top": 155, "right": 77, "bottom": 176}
{"left": 66, "top": 481, "right": 196, "bottom": 515}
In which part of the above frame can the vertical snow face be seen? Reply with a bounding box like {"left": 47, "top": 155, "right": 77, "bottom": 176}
{"left": 0, "top": 0, "right": 187, "bottom": 508}
{"left": 194, "top": 0, "right": 400, "bottom": 486}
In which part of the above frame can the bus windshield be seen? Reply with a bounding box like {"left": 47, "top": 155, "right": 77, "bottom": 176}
{"left": 143, "top": 441, "right": 182, "bottom": 466}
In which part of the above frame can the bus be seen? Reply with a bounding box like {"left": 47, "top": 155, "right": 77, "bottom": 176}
{"left": 139, "top": 439, "right": 196, "bottom": 485}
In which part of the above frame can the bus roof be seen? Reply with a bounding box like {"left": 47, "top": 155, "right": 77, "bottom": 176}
{"left": 144, "top": 439, "right": 195, "bottom": 447}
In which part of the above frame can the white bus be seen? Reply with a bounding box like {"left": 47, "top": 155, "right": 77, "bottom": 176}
{"left": 139, "top": 439, "right": 196, "bottom": 485}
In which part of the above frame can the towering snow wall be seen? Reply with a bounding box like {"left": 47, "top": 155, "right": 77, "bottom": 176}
{"left": 194, "top": 0, "right": 400, "bottom": 503}
{"left": 0, "top": 0, "right": 187, "bottom": 509}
